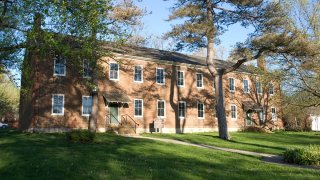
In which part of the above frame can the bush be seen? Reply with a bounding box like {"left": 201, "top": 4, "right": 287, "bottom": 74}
{"left": 241, "top": 126, "right": 268, "bottom": 133}
{"left": 66, "top": 130, "right": 95, "bottom": 143}
{"left": 283, "top": 145, "right": 320, "bottom": 166}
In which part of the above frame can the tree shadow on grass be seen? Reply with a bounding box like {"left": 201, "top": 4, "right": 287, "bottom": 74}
{"left": 0, "top": 130, "right": 319, "bottom": 179}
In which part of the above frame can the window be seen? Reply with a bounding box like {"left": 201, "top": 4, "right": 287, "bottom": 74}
{"left": 231, "top": 105, "right": 236, "bottom": 119}
{"left": 83, "top": 59, "right": 91, "bottom": 78}
{"left": 156, "top": 68, "right": 165, "bottom": 84}
{"left": 109, "top": 62, "right": 119, "bottom": 80}
{"left": 177, "top": 71, "right": 185, "bottom": 87}
{"left": 243, "top": 79, "right": 249, "bottom": 93}
{"left": 134, "top": 99, "right": 143, "bottom": 117}
{"left": 269, "top": 83, "right": 274, "bottom": 95}
{"left": 134, "top": 65, "right": 143, "bottom": 82}
{"left": 178, "top": 101, "right": 186, "bottom": 118}
{"left": 82, "top": 96, "right": 92, "bottom": 116}
{"left": 54, "top": 55, "right": 66, "bottom": 76}
{"left": 256, "top": 81, "right": 262, "bottom": 94}
{"left": 196, "top": 73, "right": 203, "bottom": 88}
{"left": 157, "top": 100, "right": 165, "bottom": 117}
{"left": 229, "top": 78, "right": 235, "bottom": 92}
{"left": 198, "top": 103, "right": 205, "bottom": 119}
{"left": 271, "top": 107, "right": 277, "bottom": 120}
{"left": 52, "top": 94, "right": 64, "bottom": 115}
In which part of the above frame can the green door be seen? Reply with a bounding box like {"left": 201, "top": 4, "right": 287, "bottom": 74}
{"left": 109, "top": 105, "right": 119, "bottom": 124}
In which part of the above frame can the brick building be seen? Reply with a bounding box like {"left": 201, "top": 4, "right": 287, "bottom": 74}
{"left": 19, "top": 45, "right": 283, "bottom": 133}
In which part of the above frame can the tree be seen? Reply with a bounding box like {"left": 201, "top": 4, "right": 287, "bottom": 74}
{"left": 0, "top": 73, "right": 19, "bottom": 122}
{"left": 276, "top": 0, "right": 320, "bottom": 107}
{"left": 1, "top": 0, "right": 145, "bottom": 132}
{"left": 166, "top": 0, "right": 284, "bottom": 140}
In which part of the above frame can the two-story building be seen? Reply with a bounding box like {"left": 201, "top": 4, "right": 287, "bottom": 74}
{"left": 19, "top": 44, "right": 283, "bottom": 133}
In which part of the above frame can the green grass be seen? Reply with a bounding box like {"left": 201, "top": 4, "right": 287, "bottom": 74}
{"left": 0, "top": 129, "right": 319, "bottom": 179}
{"left": 143, "top": 131, "right": 320, "bottom": 155}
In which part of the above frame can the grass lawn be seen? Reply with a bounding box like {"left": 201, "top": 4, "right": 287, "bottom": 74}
{"left": 143, "top": 131, "right": 320, "bottom": 155}
{"left": 0, "top": 130, "right": 319, "bottom": 179}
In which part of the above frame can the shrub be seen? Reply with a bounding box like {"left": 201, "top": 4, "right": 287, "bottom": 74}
{"left": 66, "top": 130, "right": 95, "bottom": 143}
{"left": 283, "top": 145, "right": 320, "bottom": 166}
{"left": 241, "top": 126, "right": 268, "bottom": 133}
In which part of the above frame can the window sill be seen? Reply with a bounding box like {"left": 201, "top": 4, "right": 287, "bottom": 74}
{"left": 134, "top": 81, "right": 144, "bottom": 83}
{"left": 53, "top": 74, "right": 66, "bottom": 77}
{"left": 52, "top": 113, "right": 64, "bottom": 116}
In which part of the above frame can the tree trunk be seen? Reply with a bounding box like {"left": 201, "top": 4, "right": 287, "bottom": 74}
{"left": 215, "top": 69, "right": 230, "bottom": 140}
{"left": 89, "top": 91, "right": 98, "bottom": 132}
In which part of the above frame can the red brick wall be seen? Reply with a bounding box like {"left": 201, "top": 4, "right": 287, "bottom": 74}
{"left": 20, "top": 52, "right": 283, "bottom": 132}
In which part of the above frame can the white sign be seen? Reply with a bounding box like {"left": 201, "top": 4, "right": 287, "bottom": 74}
{"left": 154, "top": 118, "right": 164, "bottom": 129}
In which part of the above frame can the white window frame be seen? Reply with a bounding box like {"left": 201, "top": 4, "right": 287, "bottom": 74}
{"left": 256, "top": 81, "right": 262, "bottom": 94}
{"left": 52, "top": 94, "right": 64, "bottom": 115}
{"left": 271, "top": 107, "right": 277, "bottom": 120}
{"left": 134, "top": 99, "right": 143, "bottom": 117}
{"left": 109, "top": 62, "right": 119, "bottom": 81}
{"left": 230, "top": 104, "right": 237, "bottom": 120}
{"left": 156, "top": 68, "right": 165, "bottom": 85}
{"left": 229, "top": 77, "right": 235, "bottom": 92}
{"left": 178, "top": 101, "right": 186, "bottom": 119}
{"left": 157, "top": 100, "right": 166, "bottom": 118}
{"left": 177, "top": 70, "right": 185, "bottom": 87}
{"left": 83, "top": 59, "right": 91, "bottom": 78}
{"left": 197, "top": 102, "right": 205, "bottom": 119}
{"left": 82, "top": 96, "right": 92, "bottom": 116}
{"left": 134, "top": 65, "right": 143, "bottom": 83}
{"left": 269, "top": 83, "right": 274, "bottom": 95}
{"left": 243, "top": 79, "right": 249, "bottom": 93}
{"left": 196, "top": 73, "right": 204, "bottom": 88}
{"left": 53, "top": 55, "right": 66, "bottom": 76}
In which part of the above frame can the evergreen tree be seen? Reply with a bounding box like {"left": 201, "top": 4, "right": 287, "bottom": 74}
{"left": 166, "top": 0, "right": 284, "bottom": 139}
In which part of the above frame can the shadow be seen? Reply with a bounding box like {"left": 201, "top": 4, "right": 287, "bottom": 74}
{"left": 1, "top": 131, "right": 319, "bottom": 179}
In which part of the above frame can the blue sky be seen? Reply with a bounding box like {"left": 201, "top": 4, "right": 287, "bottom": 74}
{"left": 136, "top": 0, "right": 254, "bottom": 59}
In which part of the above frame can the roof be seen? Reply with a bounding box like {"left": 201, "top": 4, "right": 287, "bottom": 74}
{"left": 242, "top": 101, "right": 263, "bottom": 111}
{"left": 103, "top": 90, "right": 131, "bottom": 103}
{"left": 103, "top": 44, "right": 255, "bottom": 74}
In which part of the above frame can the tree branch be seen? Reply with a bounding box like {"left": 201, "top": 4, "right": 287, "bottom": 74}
{"left": 223, "top": 49, "right": 263, "bottom": 74}
{"left": 0, "top": 43, "right": 27, "bottom": 52}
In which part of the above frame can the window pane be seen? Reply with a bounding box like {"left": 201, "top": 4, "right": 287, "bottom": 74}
{"left": 134, "top": 66, "right": 142, "bottom": 82}
{"left": 156, "top": 69, "right": 164, "bottom": 84}
{"left": 54, "top": 56, "right": 66, "bottom": 75}
{"left": 197, "top": 74, "right": 203, "bottom": 87}
{"left": 158, "top": 101, "right": 165, "bottom": 117}
{"left": 134, "top": 100, "right": 143, "bottom": 116}
{"left": 231, "top": 105, "right": 236, "bottom": 118}
{"left": 110, "top": 63, "right": 119, "bottom": 80}
{"left": 177, "top": 71, "right": 184, "bottom": 86}
{"left": 269, "top": 83, "right": 274, "bottom": 94}
{"left": 83, "top": 60, "right": 91, "bottom": 77}
{"left": 256, "top": 81, "right": 262, "bottom": 94}
{"left": 82, "top": 96, "right": 92, "bottom": 115}
{"left": 178, "top": 102, "right": 185, "bottom": 118}
{"left": 198, "top": 103, "right": 204, "bottom": 118}
{"left": 53, "top": 95, "right": 64, "bottom": 114}
{"left": 244, "top": 80, "right": 248, "bottom": 93}
{"left": 229, "top": 78, "right": 234, "bottom": 91}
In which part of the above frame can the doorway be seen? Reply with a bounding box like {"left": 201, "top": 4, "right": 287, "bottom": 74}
{"left": 246, "top": 110, "right": 254, "bottom": 126}
{"left": 109, "top": 103, "right": 119, "bottom": 124}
